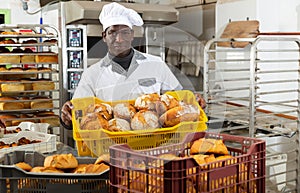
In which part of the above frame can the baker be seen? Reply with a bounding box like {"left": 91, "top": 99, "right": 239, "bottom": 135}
{"left": 60, "top": 2, "right": 206, "bottom": 129}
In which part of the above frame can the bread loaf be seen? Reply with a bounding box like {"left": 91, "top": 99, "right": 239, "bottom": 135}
{"left": 113, "top": 103, "right": 136, "bottom": 120}
{"left": 86, "top": 103, "right": 113, "bottom": 120}
{"left": 30, "top": 166, "right": 64, "bottom": 173}
{"left": 155, "top": 93, "right": 179, "bottom": 116}
{"left": 134, "top": 93, "right": 160, "bottom": 111}
{"left": 44, "top": 153, "right": 78, "bottom": 169}
{"left": 0, "top": 97, "right": 24, "bottom": 110}
{"left": 21, "top": 48, "right": 35, "bottom": 63}
{"left": 15, "top": 162, "right": 33, "bottom": 171}
{"left": 80, "top": 112, "right": 109, "bottom": 130}
{"left": 190, "top": 138, "right": 229, "bottom": 155}
{"left": 72, "top": 163, "right": 109, "bottom": 174}
{"left": 1, "top": 81, "right": 25, "bottom": 92}
{"left": 159, "top": 104, "right": 200, "bottom": 127}
{"left": 0, "top": 114, "right": 17, "bottom": 126}
{"left": 35, "top": 54, "right": 58, "bottom": 63}
{"left": 130, "top": 110, "right": 159, "bottom": 130}
{"left": 36, "top": 111, "right": 60, "bottom": 127}
{"left": 30, "top": 96, "right": 53, "bottom": 109}
{"left": 32, "top": 80, "right": 55, "bottom": 91}
{"left": 108, "top": 118, "right": 131, "bottom": 131}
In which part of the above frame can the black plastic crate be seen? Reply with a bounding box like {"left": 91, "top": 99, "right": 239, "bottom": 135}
{"left": 0, "top": 151, "right": 109, "bottom": 193}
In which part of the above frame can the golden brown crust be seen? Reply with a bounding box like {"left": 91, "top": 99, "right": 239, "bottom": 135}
{"left": 30, "top": 166, "right": 64, "bottom": 173}
{"left": 35, "top": 54, "right": 58, "bottom": 63}
{"left": 107, "top": 118, "right": 131, "bottom": 132}
{"left": 80, "top": 112, "right": 109, "bottom": 130}
{"left": 134, "top": 93, "right": 160, "bottom": 111}
{"left": 0, "top": 39, "right": 16, "bottom": 44}
{"left": 190, "top": 138, "right": 229, "bottom": 155}
{"left": 73, "top": 163, "right": 109, "bottom": 174}
{"left": 44, "top": 154, "right": 78, "bottom": 169}
{"left": 0, "top": 97, "right": 24, "bottom": 110}
{"left": 113, "top": 103, "right": 136, "bottom": 120}
{"left": 1, "top": 31, "right": 20, "bottom": 35}
{"left": 15, "top": 162, "right": 33, "bottom": 171}
{"left": 158, "top": 105, "right": 200, "bottom": 127}
{"left": 130, "top": 110, "right": 159, "bottom": 130}
{"left": 86, "top": 103, "right": 113, "bottom": 120}
{"left": 32, "top": 80, "right": 55, "bottom": 91}
{"left": 94, "top": 154, "right": 110, "bottom": 165}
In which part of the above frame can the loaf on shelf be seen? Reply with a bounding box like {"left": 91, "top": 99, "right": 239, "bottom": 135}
{"left": 0, "top": 80, "right": 25, "bottom": 92}
{"left": 35, "top": 53, "right": 58, "bottom": 63}
{"left": 0, "top": 96, "right": 24, "bottom": 110}
{"left": 32, "top": 79, "right": 55, "bottom": 91}
{"left": 30, "top": 96, "right": 53, "bottom": 109}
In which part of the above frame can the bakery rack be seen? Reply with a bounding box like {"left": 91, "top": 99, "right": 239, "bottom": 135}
{"left": 0, "top": 24, "right": 62, "bottom": 141}
{"left": 203, "top": 35, "right": 300, "bottom": 192}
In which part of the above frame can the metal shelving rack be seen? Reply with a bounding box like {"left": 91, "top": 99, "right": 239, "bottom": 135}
{"left": 0, "top": 24, "right": 62, "bottom": 140}
{"left": 203, "top": 36, "right": 300, "bottom": 192}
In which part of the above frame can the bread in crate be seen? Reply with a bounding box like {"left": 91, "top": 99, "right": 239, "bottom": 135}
{"left": 109, "top": 132, "right": 266, "bottom": 193}
{"left": 72, "top": 90, "right": 207, "bottom": 132}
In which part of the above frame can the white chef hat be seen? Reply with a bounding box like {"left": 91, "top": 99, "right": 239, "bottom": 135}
{"left": 99, "top": 2, "right": 144, "bottom": 31}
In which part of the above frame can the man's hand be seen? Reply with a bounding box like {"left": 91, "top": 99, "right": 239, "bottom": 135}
{"left": 194, "top": 93, "right": 207, "bottom": 109}
{"left": 61, "top": 101, "right": 74, "bottom": 128}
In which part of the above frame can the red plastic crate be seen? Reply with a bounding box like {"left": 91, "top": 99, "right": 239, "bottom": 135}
{"left": 109, "top": 132, "right": 265, "bottom": 193}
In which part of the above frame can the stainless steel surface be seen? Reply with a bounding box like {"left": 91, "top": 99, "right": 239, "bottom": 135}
{"left": 63, "top": 1, "right": 178, "bottom": 25}
{"left": 204, "top": 36, "right": 300, "bottom": 192}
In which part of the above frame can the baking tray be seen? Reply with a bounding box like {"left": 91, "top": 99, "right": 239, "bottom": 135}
{"left": 0, "top": 151, "right": 109, "bottom": 193}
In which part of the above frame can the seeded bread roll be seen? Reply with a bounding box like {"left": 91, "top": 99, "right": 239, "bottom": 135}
{"left": 44, "top": 153, "right": 78, "bottom": 169}
{"left": 131, "top": 110, "right": 159, "bottom": 130}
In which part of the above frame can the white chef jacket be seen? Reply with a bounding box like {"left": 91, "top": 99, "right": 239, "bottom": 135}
{"left": 72, "top": 49, "right": 182, "bottom": 101}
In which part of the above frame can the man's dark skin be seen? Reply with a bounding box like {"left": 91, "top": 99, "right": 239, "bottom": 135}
{"left": 61, "top": 25, "right": 206, "bottom": 129}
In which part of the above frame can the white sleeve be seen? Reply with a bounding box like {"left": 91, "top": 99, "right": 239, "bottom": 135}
{"left": 161, "top": 62, "right": 183, "bottom": 91}
{"left": 72, "top": 69, "right": 95, "bottom": 99}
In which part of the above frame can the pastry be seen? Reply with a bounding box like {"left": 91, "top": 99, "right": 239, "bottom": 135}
{"left": 113, "top": 103, "right": 136, "bottom": 120}
{"left": 86, "top": 103, "right": 113, "bottom": 120}
{"left": 159, "top": 104, "right": 200, "bottom": 127}
{"left": 0, "top": 39, "right": 16, "bottom": 44}
{"left": 94, "top": 154, "right": 110, "bottom": 165}
{"left": 131, "top": 110, "right": 159, "bottom": 130}
{"left": 44, "top": 153, "right": 78, "bottom": 169}
{"left": 108, "top": 118, "right": 131, "bottom": 131}
{"left": 134, "top": 93, "right": 160, "bottom": 111}
{"left": 80, "top": 112, "right": 109, "bottom": 130}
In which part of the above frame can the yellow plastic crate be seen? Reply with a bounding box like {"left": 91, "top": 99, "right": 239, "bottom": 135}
{"left": 71, "top": 90, "right": 208, "bottom": 157}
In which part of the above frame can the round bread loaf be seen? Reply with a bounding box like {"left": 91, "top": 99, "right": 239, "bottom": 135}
{"left": 156, "top": 93, "right": 179, "bottom": 116}
{"left": 134, "top": 93, "right": 160, "bottom": 111}
{"left": 15, "top": 162, "right": 32, "bottom": 171}
{"left": 44, "top": 153, "right": 78, "bottom": 169}
{"left": 86, "top": 103, "right": 113, "bottom": 120}
{"left": 113, "top": 103, "right": 136, "bottom": 120}
{"left": 108, "top": 118, "right": 131, "bottom": 132}
{"left": 80, "top": 112, "right": 109, "bottom": 130}
{"left": 131, "top": 110, "right": 159, "bottom": 130}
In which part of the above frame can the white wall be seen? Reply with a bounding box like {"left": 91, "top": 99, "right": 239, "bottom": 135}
{"left": 0, "top": 0, "right": 41, "bottom": 24}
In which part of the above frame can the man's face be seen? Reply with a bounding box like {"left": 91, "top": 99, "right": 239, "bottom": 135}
{"left": 102, "top": 25, "right": 134, "bottom": 57}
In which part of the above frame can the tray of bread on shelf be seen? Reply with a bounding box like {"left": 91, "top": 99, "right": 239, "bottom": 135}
{"left": 0, "top": 130, "right": 56, "bottom": 156}
{"left": 0, "top": 151, "right": 109, "bottom": 177}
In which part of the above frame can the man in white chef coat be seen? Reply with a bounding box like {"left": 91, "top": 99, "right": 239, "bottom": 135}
{"left": 60, "top": 2, "right": 205, "bottom": 129}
